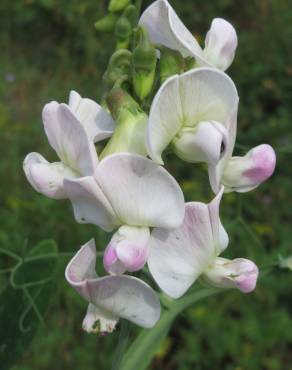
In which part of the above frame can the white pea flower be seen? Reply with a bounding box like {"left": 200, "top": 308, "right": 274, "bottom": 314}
{"left": 148, "top": 188, "right": 259, "bottom": 299}
{"left": 207, "top": 74, "right": 276, "bottom": 193}
{"left": 64, "top": 152, "right": 185, "bottom": 273}
{"left": 23, "top": 91, "right": 115, "bottom": 199}
{"left": 65, "top": 239, "right": 161, "bottom": 333}
{"left": 140, "top": 0, "right": 237, "bottom": 71}
{"left": 147, "top": 67, "right": 239, "bottom": 166}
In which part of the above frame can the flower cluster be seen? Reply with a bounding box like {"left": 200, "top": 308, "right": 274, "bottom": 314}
{"left": 23, "top": 0, "right": 276, "bottom": 334}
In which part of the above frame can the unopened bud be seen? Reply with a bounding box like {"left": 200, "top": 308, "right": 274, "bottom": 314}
{"left": 103, "top": 50, "right": 132, "bottom": 90}
{"left": 159, "top": 47, "right": 185, "bottom": 83}
{"left": 108, "top": 0, "right": 130, "bottom": 13}
{"left": 94, "top": 13, "right": 119, "bottom": 33}
{"left": 114, "top": 5, "right": 138, "bottom": 50}
{"left": 132, "top": 27, "right": 157, "bottom": 100}
{"left": 123, "top": 5, "right": 139, "bottom": 28}
{"left": 115, "top": 15, "right": 132, "bottom": 41}
{"left": 203, "top": 257, "right": 259, "bottom": 293}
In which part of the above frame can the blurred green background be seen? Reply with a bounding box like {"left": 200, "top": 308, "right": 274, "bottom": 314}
{"left": 0, "top": 0, "right": 292, "bottom": 369}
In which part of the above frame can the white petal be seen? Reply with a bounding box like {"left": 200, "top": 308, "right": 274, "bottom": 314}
{"left": 147, "top": 74, "right": 183, "bottom": 164}
{"left": 148, "top": 68, "right": 238, "bottom": 165}
{"left": 139, "top": 0, "right": 204, "bottom": 60}
{"left": 68, "top": 90, "right": 115, "bottom": 142}
{"left": 103, "top": 226, "right": 150, "bottom": 274}
{"left": 65, "top": 240, "right": 161, "bottom": 328}
{"left": 204, "top": 18, "right": 238, "bottom": 71}
{"left": 64, "top": 176, "right": 118, "bottom": 232}
{"left": 172, "top": 120, "right": 228, "bottom": 165}
{"left": 23, "top": 152, "right": 75, "bottom": 199}
{"left": 42, "top": 102, "right": 98, "bottom": 175}
{"left": 222, "top": 144, "right": 276, "bottom": 193}
{"left": 178, "top": 68, "right": 238, "bottom": 126}
{"left": 203, "top": 257, "right": 259, "bottom": 293}
{"left": 208, "top": 106, "right": 238, "bottom": 193}
{"left": 95, "top": 153, "right": 185, "bottom": 228}
{"left": 82, "top": 303, "right": 118, "bottom": 334}
{"left": 207, "top": 187, "right": 228, "bottom": 254}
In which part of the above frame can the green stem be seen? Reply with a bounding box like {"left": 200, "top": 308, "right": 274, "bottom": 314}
{"left": 111, "top": 320, "right": 131, "bottom": 370}
{"left": 135, "top": 0, "right": 143, "bottom": 14}
{"left": 120, "top": 288, "right": 223, "bottom": 370}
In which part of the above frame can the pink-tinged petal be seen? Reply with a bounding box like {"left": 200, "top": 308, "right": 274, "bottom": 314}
{"left": 173, "top": 120, "right": 228, "bottom": 165}
{"left": 64, "top": 176, "right": 118, "bottom": 232}
{"left": 222, "top": 144, "right": 276, "bottom": 193}
{"left": 139, "top": 0, "right": 203, "bottom": 60}
{"left": 68, "top": 90, "right": 115, "bottom": 142}
{"left": 23, "top": 152, "right": 77, "bottom": 199}
{"left": 103, "top": 242, "right": 127, "bottom": 276}
{"left": 149, "top": 202, "right": 218, "bottom": 298}
{"left": 203, "top": 257, "right": 259, "bottom": 293}
{"left": 65, "top": 240, "right": 161, "bottom": 329}
{"left": 204, "top": 18, "right": 238, "bottom": 71}
{"left": 42, "top": 102, "right": 98, "bottom": 176}
{"left": 65, "top": 239, "right": 98, "bottom": 300}
{"left": 148, "top": 190, "right": 226, "bottom": 298}
{"left": 104, "top": 226, "right": 150, "bottom": 275}
{"left": 95, "top": 153, "right": 185, "bottom": 229}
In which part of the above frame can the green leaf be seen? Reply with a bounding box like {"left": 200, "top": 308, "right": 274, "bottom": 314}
{"left": 121, "top": 288, "right": 222, "bottom": 370}
{"left": 0, "top": 240, "right": 59, "bottom": 370}
{"left": 11, "top": 240, "right": 58, "bottom": 288}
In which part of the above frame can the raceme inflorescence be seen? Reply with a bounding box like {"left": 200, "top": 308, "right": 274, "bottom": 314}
{"left": 23, "top": 0, "right": 276, "bottom": 335}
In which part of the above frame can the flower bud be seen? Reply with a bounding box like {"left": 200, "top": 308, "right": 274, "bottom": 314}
{"left": 103, "top": 50, "right": 132, "bottom": 90}
{"left": 115, "top": 15, "right": 132, "bottom": 43}
{"left": 159, "top": 47, "right": 185, "bottom": 83}
{"left": 123, "top": 4, "right": 139, "bottom": 28}
{"left": 203, "top": 257, "right": 259, "bottom": 293}
{"left": 114, "top": 5, "right": 139, "bottom": 49}
{"left": 103, "top": 226, "right": 150, "bottom": 275}
{"left": 108, "top": 0, "right": 130, "bottom": 12}
{"left": 132, "top": 27, "right": 157, "bottom": 100}
{"left": 94, "top": 13, "right": 119, "bottom": 33}
{"left": 222, "top": 144, "right": 276, "bottom": 193}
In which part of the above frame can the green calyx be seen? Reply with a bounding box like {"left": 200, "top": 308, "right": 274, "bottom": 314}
{"left": 132, "top": 26, "right": 157, "bottom": 100}
{"left": 100, "top": 108, "right": 148, "bottom": 159}
{"left": 184, "top": 56, "right": 197, "bottom": 70}
{"left": 106, "top": 86, "right": 139, "bottom": 120}
{"left": 103, "top": 50, "right": 132, "bottom": 90}
{"left": 159, "top": 47, "right": 185, "bottom": 83}
{"left": 100, "top": 87, "right": 148, "bottom": 159}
